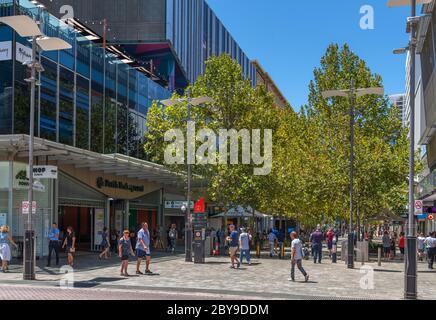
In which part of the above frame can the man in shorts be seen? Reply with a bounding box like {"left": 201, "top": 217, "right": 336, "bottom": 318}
{"left": 227, "top": 225, "right": 240, "bottom": 269}
{"left": 136, "top": 222, "right": 153, "bottom": 275}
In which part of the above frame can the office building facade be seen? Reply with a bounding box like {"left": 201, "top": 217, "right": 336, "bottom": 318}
{"left": 414, "top": 0, "right": 436, "bottom": 234}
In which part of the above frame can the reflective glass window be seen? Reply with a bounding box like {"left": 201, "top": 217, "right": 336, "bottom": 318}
{"left": 58, "top": 25, "right": 75, "bottom": 70}
{"left": 76, "top": 38, "right": 90, "bottom": 78}
{"left": 0, "top": 25, "right": 13, "bottom": 134}
{"left": 76, "top": 75, "right": 89, "bottom": 150}
{"left": 117, "top": 64, "right": 128, "bottom": 155}
{"left": 90, "top": 45, "right": 104, "bottom": 153}
{"left": 104, "top": 59, "right": 116, "bottom": 154}
{"left": 39, "top": 57, "right": 57, "bottom": 141}
{"left": 59, "top": 66, "right": 74, "bottom": 145}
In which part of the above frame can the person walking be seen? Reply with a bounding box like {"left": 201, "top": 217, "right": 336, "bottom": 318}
{"left": 426, "top": 232, "right": 436, "bottom": 270}
{"left": 267, "top": 229, "right": 277, "bottom": 257}
{"left": 277, "top": 229, "right": 285, "bottom": 258}
{"left": 325, "top": 228, "right": 335, "bottom": 259}
{"left": 168, "top": 224, "right": 177, "bottom": 253}
{"left": 399, "top": 232, "right": 405, "bottom": 260}
{"left": 239, "top": 227, "right": 252, "bottom": 265}
{"left": 135, "top": 222, "right": 152, "bottom": 275}
{"left": 118, "top": 230, "right": 135, "bottom": 277}
{"left": 0, "top": 225, "right": 17, "bottom": 273}
{"left": 98, "top": 227, "right": 110, "bottom": 260}
{"left": 390, "top": 232, "right": 397, "bottom": 260}
{"left": 62, "top": 226, "right": 76, "bottom": 267}
{"left": 288, "top": 231, "right": 309, "bottom": 282}
{"left": 382, "top": 231, "right": 391, "bottom": 260}
{"left": 47, "top": 222, "right": 60, "bottom": 267}
{"left": 309, "top": 225, "right": 323, "bottom": 263}
{"left": 227, "top": 225, "right": 240, "bottom": 269}
{"left": 417, "top": 233, "right": 426, "bottom": 262}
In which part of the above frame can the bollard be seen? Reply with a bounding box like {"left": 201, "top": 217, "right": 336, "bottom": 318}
{"left": 256, "top": 242, "right": 261, "bottom": 258}
{"left": 377, "top": 247, "right": 382, "bottom": 266}
{"left": 280, "top": 243, "right": 285, "bottom": 259}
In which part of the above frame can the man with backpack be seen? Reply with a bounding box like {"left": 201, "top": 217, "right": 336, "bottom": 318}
{"left": 168, "top": 224, "right": 177, "bottom": 253}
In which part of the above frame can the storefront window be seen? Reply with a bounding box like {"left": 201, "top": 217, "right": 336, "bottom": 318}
{"left": 0, "top": 162, "right": 9, "bottom": 224}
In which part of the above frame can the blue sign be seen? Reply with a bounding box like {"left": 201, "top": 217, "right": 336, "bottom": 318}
{"left": 416, "top": 214, "right": 427, "bottom": 220}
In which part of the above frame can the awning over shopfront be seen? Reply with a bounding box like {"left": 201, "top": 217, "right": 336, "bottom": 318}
{"left": 0, "top": 135, "right": 183, "bottom": 185}
{"left": 211, "top": 206, "right": 267, "bottom": 218}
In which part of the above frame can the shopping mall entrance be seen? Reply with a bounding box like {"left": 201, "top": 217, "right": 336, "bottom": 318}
{"left": 58, "top": 172, "right": 107, "bottom": 252}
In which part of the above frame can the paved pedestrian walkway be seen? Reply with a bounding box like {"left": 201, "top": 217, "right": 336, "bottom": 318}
{"left": 1, "top": 249, "right": 435, "bottom": 300}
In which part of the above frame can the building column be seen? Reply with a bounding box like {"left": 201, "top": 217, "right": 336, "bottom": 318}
{"left": 8, "top": 157, "right": 13, "bottom": 229}
{"left": 105, "top": 198, "right": 111, "bottom": 229}
{"left": 124, "top": 199, "right": 129, "bottom": 231}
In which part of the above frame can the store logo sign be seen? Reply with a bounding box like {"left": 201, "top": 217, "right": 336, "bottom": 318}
{"left": 16, "top": 42, "right": 32, "bottom": 64}
{"left": 0, "top": 41, "right": 12, "bottom": 61}
{"left": 96, "top": 177, "right": 144, "bottom": 193}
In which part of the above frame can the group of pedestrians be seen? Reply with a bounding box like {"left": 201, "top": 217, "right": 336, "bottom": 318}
{"left": 417, "top": 232, "right": 436, "bottom": 269}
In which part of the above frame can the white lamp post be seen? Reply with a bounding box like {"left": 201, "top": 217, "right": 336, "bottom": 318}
{"left": 0, "top": 15, "right": 71, "bottom": 280}
{"left": 322, "top": 83, "right": 384, "bottom": 269}
{"left": 160, "top": 94, "right": 214, "bottom": 262}
{"left": 387, "top": 0, "right": 432, "bottom": 300}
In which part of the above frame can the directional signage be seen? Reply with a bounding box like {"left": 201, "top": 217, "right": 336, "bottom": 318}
{"left": 164, "top": 200, "right": 194, "bottom": 209}
{"left": 22, "top": 201, "right": 36, "bottom": 214}
{"left": 414, "top": 200, "right": 423, "bottom": 215}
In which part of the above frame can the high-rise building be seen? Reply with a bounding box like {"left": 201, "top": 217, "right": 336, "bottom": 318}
{"left": 389, "top": 93, "right": 406, "bottom": 125}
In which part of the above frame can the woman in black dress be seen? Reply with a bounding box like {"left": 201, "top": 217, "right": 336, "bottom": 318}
{"left": 62, "top": 226, "right": 76, "bottom": 267}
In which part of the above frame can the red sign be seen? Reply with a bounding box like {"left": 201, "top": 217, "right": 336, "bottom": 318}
{"left": 194, "top": 198, "right": 205, "bottom": 213}
{"left": 428, "top": 214, "right": 434, "bottom": 221}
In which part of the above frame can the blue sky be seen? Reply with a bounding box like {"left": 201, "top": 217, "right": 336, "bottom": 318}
{"left": 207, "top": 0, "right": 415, "bottom": 110}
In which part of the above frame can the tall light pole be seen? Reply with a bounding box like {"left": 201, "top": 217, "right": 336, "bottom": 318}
{"left": 160, "top": 94, "right": 214, "bottom": 262}
{"left": 0, "top": 15, "right": 71, "bottom": 280}
{"left": 388, "top": 0, "right": 432, "bottom": 300}
{"left": 322, "top": 84, "right": 384, "bottom": 269}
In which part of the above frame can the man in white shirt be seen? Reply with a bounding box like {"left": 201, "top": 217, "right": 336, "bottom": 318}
{"left": 289, "top": 231, "right": 309, "bottom": 282}
{"left": 267, "top": 230, "right": 277, "bottom": 257}
{"left": 239, "top": 228, "right": 252, "bottom": 265}
{"left": 427, "top": 232, "right": 436, "bottom": 270}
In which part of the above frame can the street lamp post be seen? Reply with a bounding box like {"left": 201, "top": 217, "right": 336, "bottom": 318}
{"left": 0, "top": 15, "right": 71, "bottom": 280}
{"left": 322, "top": 84, "right": 384, "bottom": 269}
{"left": 388, "top": 0, "right": 432, "bottom": 300}
{"left": 160, "top": 94, "right": 214, "bottom": 262}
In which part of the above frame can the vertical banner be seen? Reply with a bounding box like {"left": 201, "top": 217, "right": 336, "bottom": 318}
{"left": 94, "top": 208, "right": 105, "bottom": 246}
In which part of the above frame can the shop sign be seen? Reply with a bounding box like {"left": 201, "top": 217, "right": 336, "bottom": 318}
{"left": 16, "top": 42, "right": 32, "bottom": 64}
{"left": 96, "top": 177, "right": 144, "bottom": 193}
{"left": 27, "top": 165, "right": 58, "bottom": 179}
{"left": 14, "top": 168, "right": 45, "bottom": 192}
{"left": 164, "top": 200, "right": 194, "bottom": 209}
{"left": 0, "top": 41, "right": 12, "bottom": 61}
